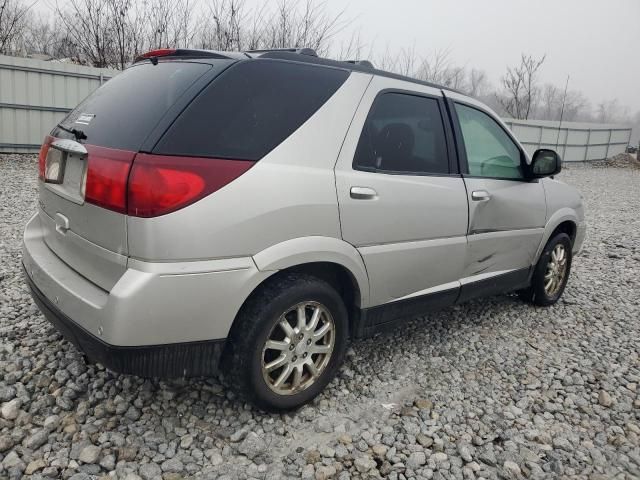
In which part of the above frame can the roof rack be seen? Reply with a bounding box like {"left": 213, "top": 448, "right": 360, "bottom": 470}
{"left": 344, "top": 59, "right": 375, "bottom": 69}
{"left": 133, "top": 46, "right": 456, "bottom": 94}
{"left": 245, "top": 48, "right": 318, "bottom": 57}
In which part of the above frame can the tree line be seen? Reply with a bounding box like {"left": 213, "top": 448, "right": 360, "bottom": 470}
{"left": 1, "top": 0, "right": 638, "bottom": 133}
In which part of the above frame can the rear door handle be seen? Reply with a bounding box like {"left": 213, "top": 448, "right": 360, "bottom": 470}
{"left": 471, "top": 190, "right": 491, "bottom": 202}
{"left": 350, "top": 186, "right": 377, "bottom": 200}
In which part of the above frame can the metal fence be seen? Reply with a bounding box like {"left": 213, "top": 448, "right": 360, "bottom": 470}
{"left": 0, "top": 54, "right": 634, "bottom": 160}
{"left": 0, "top": 54, "right": 119, "bottom": 153}
{"left": 503, "top": 118, "right": 633, "bottom": 162}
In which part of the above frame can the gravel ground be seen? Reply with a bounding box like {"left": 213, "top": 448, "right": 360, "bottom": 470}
{"left": 1, "top": 155, "right": 639, "bottom": 480}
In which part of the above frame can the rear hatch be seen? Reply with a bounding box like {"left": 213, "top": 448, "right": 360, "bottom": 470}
{"left": 38, "top": 60, "right": 225, "bottom": 290}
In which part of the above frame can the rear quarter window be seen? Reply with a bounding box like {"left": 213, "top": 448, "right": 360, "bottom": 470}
{"left": 154, "top": 59, "right": 350, "bottom": 160}
{"left": 58, "top": 62, "right": 215, "bottom": 151}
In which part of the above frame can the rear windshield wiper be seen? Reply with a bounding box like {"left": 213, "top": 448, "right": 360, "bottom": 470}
{"left": 57, "top": 123, "right": 87, "bottom": 141}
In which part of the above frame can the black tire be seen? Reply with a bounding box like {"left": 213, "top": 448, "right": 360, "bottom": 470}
{"left": 518, "top": 232, "right": 572, "bottom": 306}
{"left": 223, "top": 273, "right": 349, "bottom": 411}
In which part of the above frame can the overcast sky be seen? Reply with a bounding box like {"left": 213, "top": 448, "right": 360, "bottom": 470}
{"left": 37, "top": 0, "right": 639, "bottom": 115}
{"left": 328, "top": 0, "right": 639, "bottom": 114}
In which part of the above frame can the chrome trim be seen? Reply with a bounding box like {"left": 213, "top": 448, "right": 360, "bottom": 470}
{"left": 460, "top": 269, "right": 515, "bottom": 285}
{"left": 391, "top": 281, "right": 460, "bottom": 303}
{"left": 51, "top": 139, "right": 88, "bottom": 156}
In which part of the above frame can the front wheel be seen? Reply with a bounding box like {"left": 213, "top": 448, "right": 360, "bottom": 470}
{"left": 224, "top": 273, "right": 348, "bottom": 411}
{"left": 518, "top": 232, "right": 573, "bottom": 306}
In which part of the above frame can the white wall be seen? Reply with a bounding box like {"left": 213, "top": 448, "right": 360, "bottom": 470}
{"left": 0, "top": 55, "right": 118, "bottom": 153}
{"left": 0, "top": 55, "right": 633, "bottom": 161}
{"left": 503, "top": 118, "right": 632, "bottom": 162}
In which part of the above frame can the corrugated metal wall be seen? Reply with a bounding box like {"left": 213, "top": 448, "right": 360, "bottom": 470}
{"left": 0, "top": 55, "right": 119, "bottom": 153}
{"left": 503, "top": 118, "right": 633, "bottom": 162}
{"left": 0, "top": 54, "right": 634, "bottom": 161}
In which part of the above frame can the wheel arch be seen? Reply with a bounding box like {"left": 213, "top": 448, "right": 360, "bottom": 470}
{"left": 251, "top": 236, "right": 370, "bottom": 308}
{"left": 533, "top": 209, "right": 579, "bottom": 264}
{"left": 222, "top": 237, "right": 370, "bottom": 345}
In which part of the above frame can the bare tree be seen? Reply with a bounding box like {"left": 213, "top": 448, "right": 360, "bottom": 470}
{"left": 0, "top": 0, "right": 32, "bottom": 54}
{"left": 19, "top": 14, "right": 56, "bottom": 56}
{"left": 198, "top": 0, "right": 248, "bottom": 51}
{"left": 146, "top": 0, "right": 196, "bottom": 50}
{"left": 333, "top": 29, "right": 365, "bottom": 61}
{"left": 106, "top": 0, "right": 137, "bottom": 69}
{"left": 416, "top": 48, "right": 453, "bottom": 84}
{"left": 377, "top": 45, "right": 419, "bottom": 76}
{"left": 498, "top": 53, "right": 546, "bottom": 120}
{"left": 197, "top": 0, "right": 349, "bottom": 55}
{"left": 374, "top": 46, "right": 469, "bottom": 91}
{"left": 467, "top": 68, "right": 489, "bottom": 98}
{"left": 55, "top": 0, "right": 115, "bottom": 67}
{"left": 562, "top": 90, "right": 589, "bottom": 121}
{"left": 262, "top": 0, "right": 348, "bottom": 55}
{"left": 596, "top": 99, "right": 619, "bottom": 123}
{"left": 538, "top": 83, "right": 561, "bottom": 120}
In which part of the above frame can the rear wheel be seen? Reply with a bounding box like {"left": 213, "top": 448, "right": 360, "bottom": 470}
{"left": 518, "top": 232, "right": 572, "bottom": 306}
{"left": 224, "top": 273, "right": 348, "bottom": 411}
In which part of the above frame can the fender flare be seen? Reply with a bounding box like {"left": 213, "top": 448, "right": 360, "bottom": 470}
{"left": 534, "top": 208, "right": 580, "bottom": 263}
{"left": 252, "top": 236, "right": 371, "bottom": 307}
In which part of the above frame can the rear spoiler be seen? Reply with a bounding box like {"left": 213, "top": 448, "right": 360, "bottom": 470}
{"left": 134, "top": 48, "right": 238, "bottom": 64}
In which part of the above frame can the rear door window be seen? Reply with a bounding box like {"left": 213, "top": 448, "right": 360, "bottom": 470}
{"left": 154, "top": 60, "right": 349, "bottom": 160}
{"left": 353, "top": 92, "right": 450, "bottom": 174}
{"left": 59, "top": 61, "right": 216, "bottom": 151}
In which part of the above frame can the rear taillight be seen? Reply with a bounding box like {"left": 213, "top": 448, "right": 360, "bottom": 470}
{"left": 73, "top": 147, "right": 251, "bottom": 217}
{"left": 38, "top": 136, "right": 53, "bottom": 180}
{"left": 84, "top": 146, "right": 136, "bottom": 214}
{"left": 127, "top": 154, "right": 253, "bottom": 217}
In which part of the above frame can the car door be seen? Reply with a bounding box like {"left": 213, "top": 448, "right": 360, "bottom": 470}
{"left": 445, "top": 93, "right": 546, "bottom": 301}
{"left": 334, "top": 77, "right": 469, "bottom": 316}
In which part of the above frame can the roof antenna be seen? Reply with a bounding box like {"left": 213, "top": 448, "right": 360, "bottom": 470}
{"left": 555, "top": 75, "right": 570, "bottom": 153}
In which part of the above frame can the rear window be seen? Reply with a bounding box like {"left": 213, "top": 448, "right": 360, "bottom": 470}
{"left": 154, "top": 59, "right": 350, "bottom": 161}
{"left": 58, "top": 61, "right": 214, "bottom": 151}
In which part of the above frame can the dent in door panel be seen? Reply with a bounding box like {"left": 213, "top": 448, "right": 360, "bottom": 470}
{"left": 464, "top": 228, "right": 544, "bottom": 278}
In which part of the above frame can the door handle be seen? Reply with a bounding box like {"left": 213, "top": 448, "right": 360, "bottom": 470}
{"left": 471, "top": 190, "right": 491, "bottom": 202}
{"left": 350, "top": 186, "right": 377, "bottom": 200}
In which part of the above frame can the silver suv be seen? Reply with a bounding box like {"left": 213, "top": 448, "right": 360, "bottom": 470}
{"left": 22, "top": 48, "right": 586, "bottom": 410}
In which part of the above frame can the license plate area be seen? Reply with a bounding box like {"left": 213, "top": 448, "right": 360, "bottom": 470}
{"left": 44, "top": 142, "right": 87, "bottom": 205}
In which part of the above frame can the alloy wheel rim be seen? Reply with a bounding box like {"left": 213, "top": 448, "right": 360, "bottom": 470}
{"left": 544, "top": 244, "right": 567, "bottom": 296}
{"left": 261, "top": 301, "right": 335, "bottom": 395}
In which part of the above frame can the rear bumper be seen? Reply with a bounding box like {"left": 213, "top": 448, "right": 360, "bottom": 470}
{"left": 24, "top": 267, "right": 224, "bottom": 377}
{"left": 22, "top": 213, "right": 273, "bottom": 377}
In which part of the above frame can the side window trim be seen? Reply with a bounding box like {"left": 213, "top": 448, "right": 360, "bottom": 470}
{"left": 352, "top": 88, "right": 459, "bottom": 177}
{"left": 447, "top": 97, "right": 529, "bottom": 181}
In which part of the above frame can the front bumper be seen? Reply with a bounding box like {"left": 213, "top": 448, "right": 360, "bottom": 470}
{"left": 24, "top": 267, "right": 224, "bottom": 377}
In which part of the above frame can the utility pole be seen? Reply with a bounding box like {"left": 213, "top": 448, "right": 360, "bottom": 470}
{"left": 555, "top": 75, "right": 570, "bottom": 157}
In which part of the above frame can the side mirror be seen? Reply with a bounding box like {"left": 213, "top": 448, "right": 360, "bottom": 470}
{"left": 530, "top": 149, "right": 562, "bottom": 178}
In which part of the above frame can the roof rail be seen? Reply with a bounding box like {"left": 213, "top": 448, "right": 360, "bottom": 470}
{"left": 242, "top": 49, "right": 458, "bottom": 94}
{"left": 245, "top": 48, "right": 318, "bottom": 57}
{"left": 344, "top": 60, "right": 375, "bottom": 69}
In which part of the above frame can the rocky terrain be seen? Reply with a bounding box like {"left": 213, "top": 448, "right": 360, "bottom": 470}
{"left": 592, "top": 152, "right": 640, "bottom": 169}
{"left": 1, "top": 155, "right": 639, "bottom": 479}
